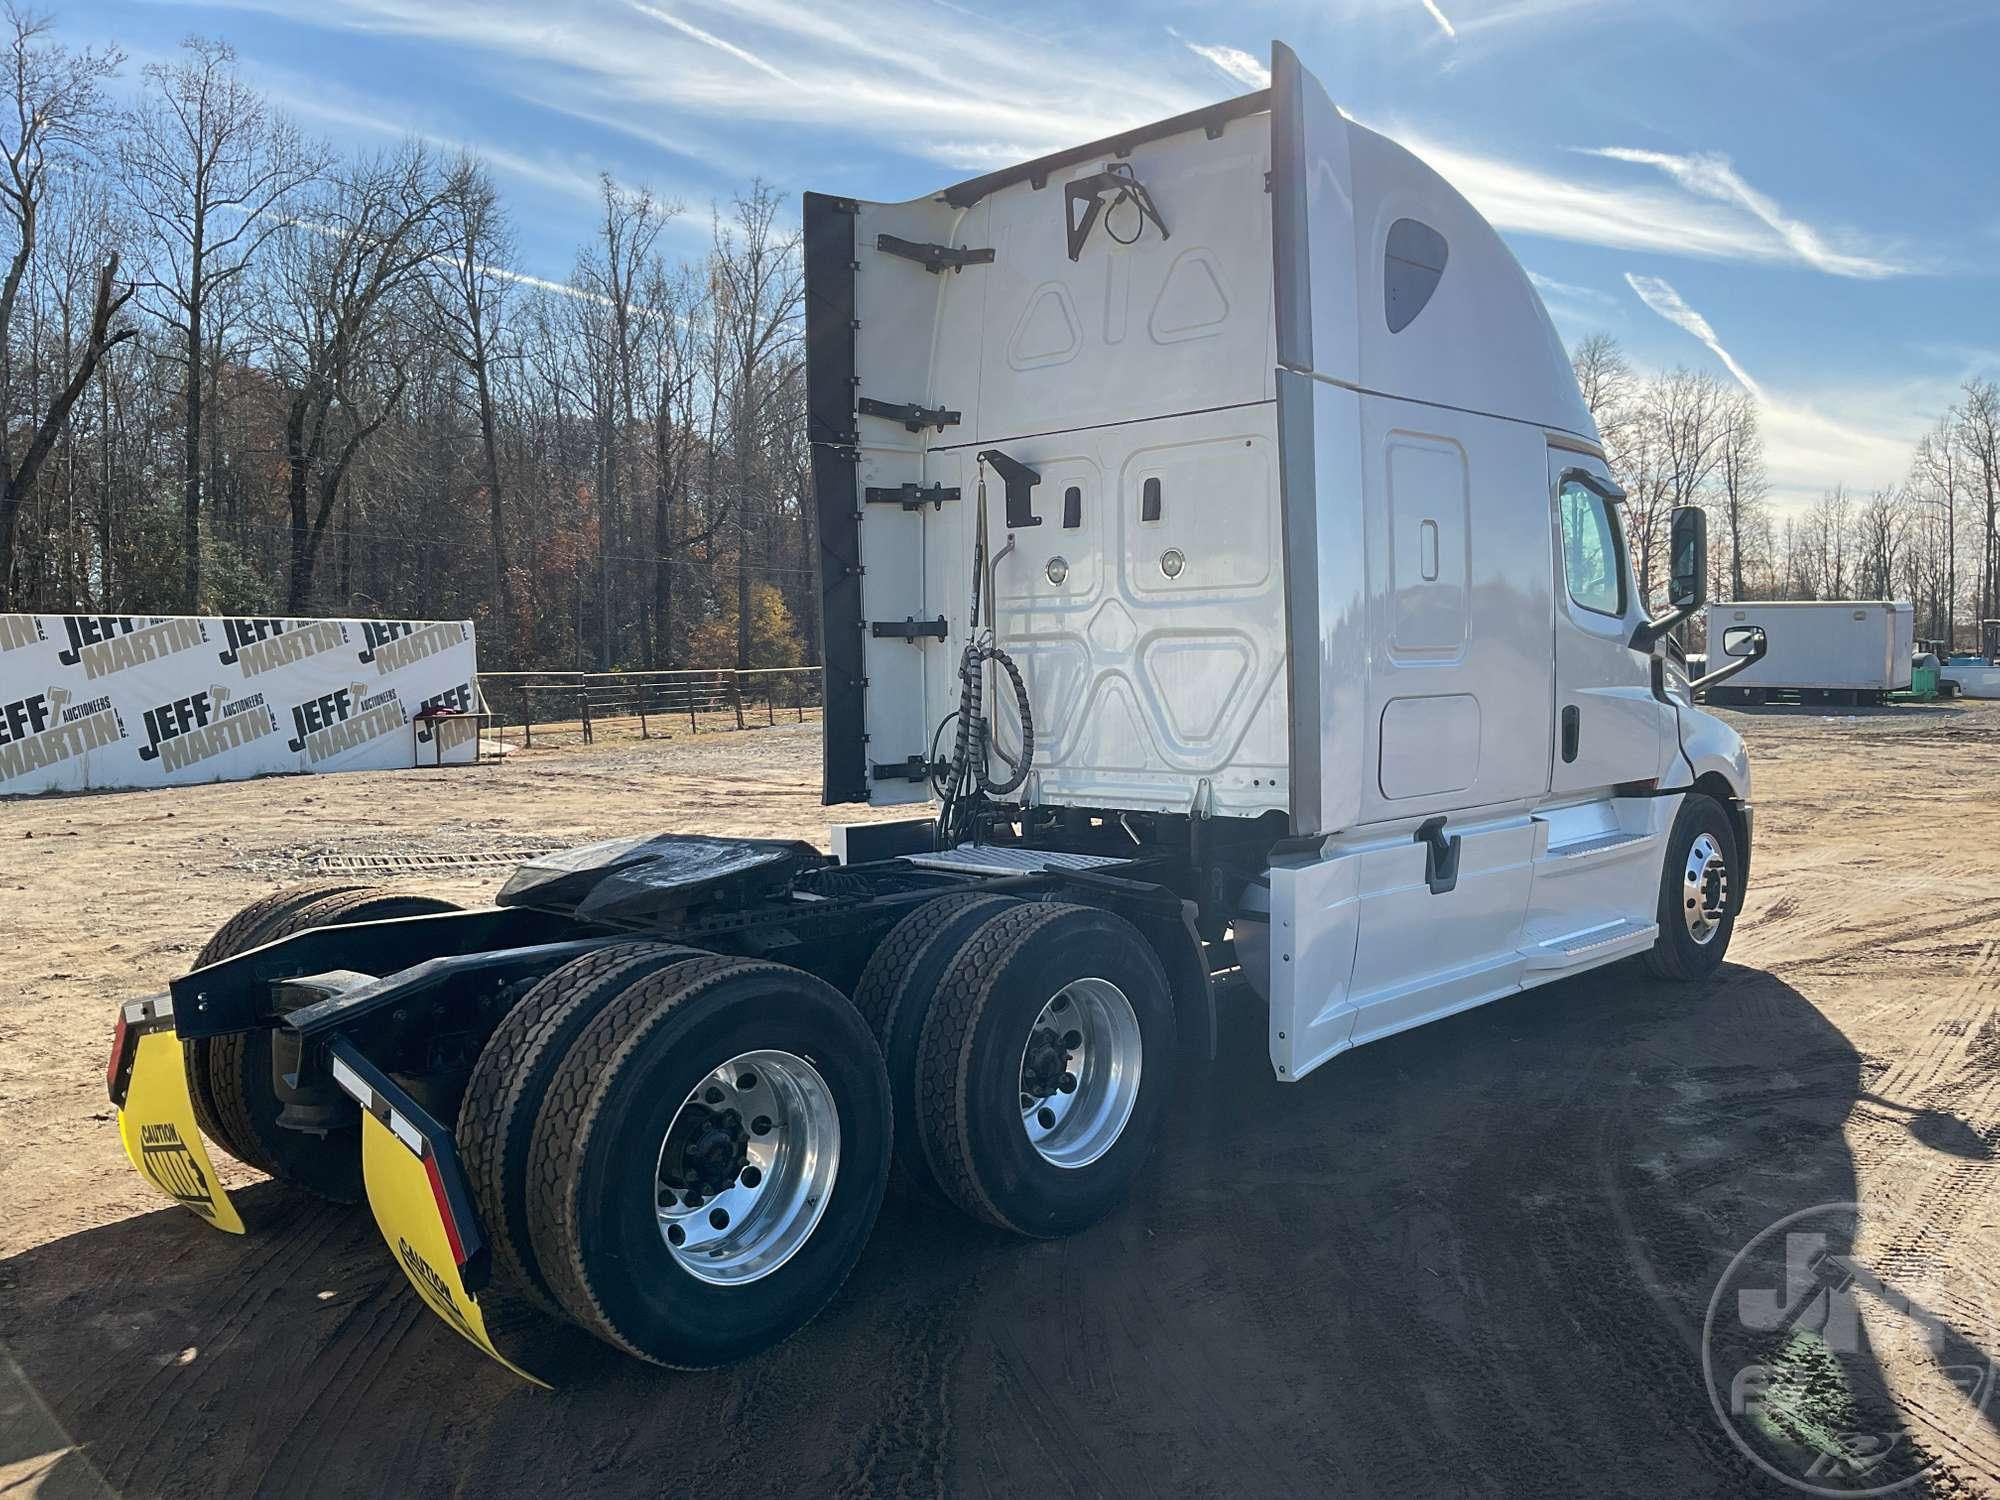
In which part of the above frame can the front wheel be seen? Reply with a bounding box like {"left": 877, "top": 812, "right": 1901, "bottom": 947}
{"left": 1643, "top": 794, "right": 1739, "bottom": 982}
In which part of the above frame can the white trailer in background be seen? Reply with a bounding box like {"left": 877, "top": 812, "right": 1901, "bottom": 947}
{"left": 108, "top": 42, "right": 1769, "bottom": 1380}
{"left": 1701, "top": 601, "right": 1914, "bottom": 705}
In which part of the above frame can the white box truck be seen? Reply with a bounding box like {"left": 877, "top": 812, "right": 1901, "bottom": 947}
{"left": 1702, "top": 600, "right": 1913, "bottom": 704}
{"left": 104, "top": 43, "right": 1765, "bottom": 1381}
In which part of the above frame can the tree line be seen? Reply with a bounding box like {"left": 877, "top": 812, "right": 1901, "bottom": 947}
{"left": 1572, "top": 332, "right": 2000, "bottom": 650}
{"left": 0, "top": 11, "right": 813, "bottom": 673}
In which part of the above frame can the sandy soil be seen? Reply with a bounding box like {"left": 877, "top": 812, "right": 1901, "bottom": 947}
{"left": 4, "top": 705, "right": 2000, "bottom": 1496}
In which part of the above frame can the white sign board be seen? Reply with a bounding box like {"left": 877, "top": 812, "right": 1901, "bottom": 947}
{"left": 0, "top": 613, "right": 480, "bottom": 797}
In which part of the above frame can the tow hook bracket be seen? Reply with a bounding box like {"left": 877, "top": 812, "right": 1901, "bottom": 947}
{"left": 1415, "top": 816, "right": 1462, "bottom": 896}
{"left": 1065, "top": 162, "right": 1169, "bottom": 261}
{"left": 876, "top": 233, "right": 994, "bottom": 274}
{"left": 870, "top": 755, "right": 932, "bottom": 783}
{"left": 870, "top": 616, "right": 949, "bottom": 641}
{"left": 858, "top": 396, "right": 960, "bottom": 432}
{"left": 864, "top": 483, "right": 959, "bottom": 511}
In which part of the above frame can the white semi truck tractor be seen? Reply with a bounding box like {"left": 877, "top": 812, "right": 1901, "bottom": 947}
{"left": 105, "top": 44, "right": 1766, "bottom": 1381}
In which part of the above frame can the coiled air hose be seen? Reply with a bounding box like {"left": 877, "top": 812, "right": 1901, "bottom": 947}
{"left": 934, "top": 459, "right": 1035, "bottom": 848}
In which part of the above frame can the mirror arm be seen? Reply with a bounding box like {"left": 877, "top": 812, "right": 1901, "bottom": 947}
{"left": 1630, "top": 601, "right": 1701, "bottom": 653}
{"left": 1690, "top": 631, "right": 1769, "bottom": 693}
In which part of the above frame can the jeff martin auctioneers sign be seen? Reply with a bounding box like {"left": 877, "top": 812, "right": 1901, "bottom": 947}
{"left": 0, "top": 613, "right": 480, "bottom": 796}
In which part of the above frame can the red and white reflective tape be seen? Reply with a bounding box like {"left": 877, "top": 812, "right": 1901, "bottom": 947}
{"left": 329, "top": 1052, "right": 427, "bottom": 1158}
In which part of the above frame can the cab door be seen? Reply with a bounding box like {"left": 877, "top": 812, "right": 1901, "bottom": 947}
{"left": 1547, "top": 454, "right": 1671, "bottom": 794}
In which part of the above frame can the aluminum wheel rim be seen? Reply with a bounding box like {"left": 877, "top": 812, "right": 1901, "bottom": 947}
{"left": 654, "top": 1049, "right": 839, "bottom": 1286}
{"left": 1683, "top": 832, "right": 1730, "bottom": 945}
{"left": 1018, "top": 977, "right": 1142, "bottom": 1170}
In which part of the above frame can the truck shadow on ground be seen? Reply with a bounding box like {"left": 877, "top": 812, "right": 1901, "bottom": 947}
{"left": 4, "top": 961, "right": 1993, "bottom": 1498}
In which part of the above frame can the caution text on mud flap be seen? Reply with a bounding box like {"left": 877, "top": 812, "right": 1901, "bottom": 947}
{"left": 136, "top": 1122, "right": 219, "bottom": 1220}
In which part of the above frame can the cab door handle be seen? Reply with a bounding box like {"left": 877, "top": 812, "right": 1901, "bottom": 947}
{"left": 1561, "top": 705, "right": 1580, "bottom": 763}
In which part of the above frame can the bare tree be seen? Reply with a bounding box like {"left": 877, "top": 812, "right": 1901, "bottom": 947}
{"left": 256, "top": 144, "right": 462, "bottom": 612}
{"left": 119, "top": 35, "right": 324, "bottom": 609}
{"left": 1909, "top": 421, "right": 1962, "bottom": 643}
{"left": 1957, "top": 379, "right": 2000, "bottom": 632}
{"left": 571, "top": 175, "right": 673, "bottom": 667}
{"left": 0, "top": 4, "right": 122, "bottom": 606}
{"left": 1714, "top": 390, "right": 1766, "bottom": 602}
{"left": 429, "top": 155, "right": 515, "bottom": 644}
{"left": 1571, "top": 331, "right": 1634, "bottom": 458}
{"left": 711, "top": 182, "right": 802, "bottom": 669}
{"left": 1855, "top": 486, "right": 1907, "bottom": 600}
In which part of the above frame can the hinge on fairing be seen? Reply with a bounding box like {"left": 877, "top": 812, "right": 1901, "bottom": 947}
{"left": 858, "top": 397, "right": 960, "bottom": 433}
{"left": 864, "top": 483, "right": 959, "bottom": 511}
{"left": 870, "top": 616, "right": 949, "bottom": 641}
{"left": 870, "top": 755, "right": 932, "bottom": 783}
{"left": 876, "top": 234, "right": 994, "bottom": 274}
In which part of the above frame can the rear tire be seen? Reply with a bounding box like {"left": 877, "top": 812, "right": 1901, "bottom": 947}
{"left": 914, "top": 902, "right": 1175, "bottom": 1238}
{"left": 852, "top": 890, "right": 1020, "bottom": 1201}
{"left": 206, "top": 887, "right": 460, "bottom": 1200}
{"left": 1643, "top": 795, "right": 1739, "bottom": 982}
{"left": 525, "top": 955, "right": 891, "bottom": 1367}
{"left": 185, "top": 882, "right": 370, "bottom": 1172}
{"left": 459, "top": 941, "right": 704, "bottom": 1317}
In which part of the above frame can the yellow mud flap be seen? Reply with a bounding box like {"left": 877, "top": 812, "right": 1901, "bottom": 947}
{"left": 331, "top": 1040, "right": 549, "bottom": 1387}
{"left": 110, "top": 1009, "right": 245, "bottom": 1235}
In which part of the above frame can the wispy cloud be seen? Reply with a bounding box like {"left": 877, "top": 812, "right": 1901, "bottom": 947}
{"left": 1585, "top": 147, "right": 1910, "bottom": 279}
{"left": 1527, "top": 270, "right": 1616, "bottom": 307}
{"left": 1420, "top": 0, "right": 1458, "bottom": 39}
{"left": 1624, "top": 274, "right": 1765, "bottom": 400}
{"left": 1181, "top": 41, "right": 1270, "bottom": 90}
{"left": 1395, "top": 128, "right": 1912, "bottom": 278}
{"left": 625, "top": 2, "right": 794, "bottom": 85}
{"left": 180, "top": 0, "right": 1206, "bottom": 175}
{"left": 1624, "top": 273, "right": 1919, "bottom": 503}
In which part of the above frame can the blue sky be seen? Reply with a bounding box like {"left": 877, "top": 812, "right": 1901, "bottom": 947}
{"left": 65, "top": 0, "right": 2000, "bottom": 510}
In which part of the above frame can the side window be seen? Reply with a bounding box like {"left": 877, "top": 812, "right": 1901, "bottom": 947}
{"left": 1558, "top": 477, "right": 1625, "bottom": 617}
{"left": 1384, "top": 219, "right": 1448, "bottom": 333}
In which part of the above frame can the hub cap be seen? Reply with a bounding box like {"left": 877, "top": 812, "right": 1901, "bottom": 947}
{"left": 1018, "top": 978, "right": 1142, "bottom": 1170}
{"left": 1683, "top": 832, "right": 1730, "bottom": 945}
{"left": 655, "top": 1049, "right": 839, "bottom": 1286}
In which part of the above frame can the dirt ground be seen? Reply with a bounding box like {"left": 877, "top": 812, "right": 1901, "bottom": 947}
{"left": 5, "top": 705, "right": 2000, "bottom": 1497}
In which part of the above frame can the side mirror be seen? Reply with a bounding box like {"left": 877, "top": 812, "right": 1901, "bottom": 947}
{"left": 1720, "top": 624, "right": 1762, "bottom": 659}
{"left": 1632, "top": 505, "right": 1709, "bottom": 651}
{"left": 1668, "top": 506, "right": 1707, "bottom": 609}
{"left": 1690, "top": 623, "right": 1767, "bottom": 694}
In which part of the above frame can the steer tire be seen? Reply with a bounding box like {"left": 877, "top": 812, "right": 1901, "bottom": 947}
{"left": 1643, "top": 794, "right": 1740, "bottom": 983}
{"left": 206, "top": 887, "right": 460, "bottom": 1201}
{"left": 851, "top": 891, "right": 1020, "bottom": 1201}
{"left": 459, "top": 941, "right": 706, "bottom": 1318}
{"left": 914, "top": 902, "right": 1175, "bottom": 1239}
{"left": 185, "top": 882, "right": 370, "bottom": 1172}
{"left": 525, "top": 955, "right": 891, "bottom": 1368}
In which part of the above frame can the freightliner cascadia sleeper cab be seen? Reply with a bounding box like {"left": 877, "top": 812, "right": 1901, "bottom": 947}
{"left": 105, "top": 44, "right": 1762, "bottom": 1378}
